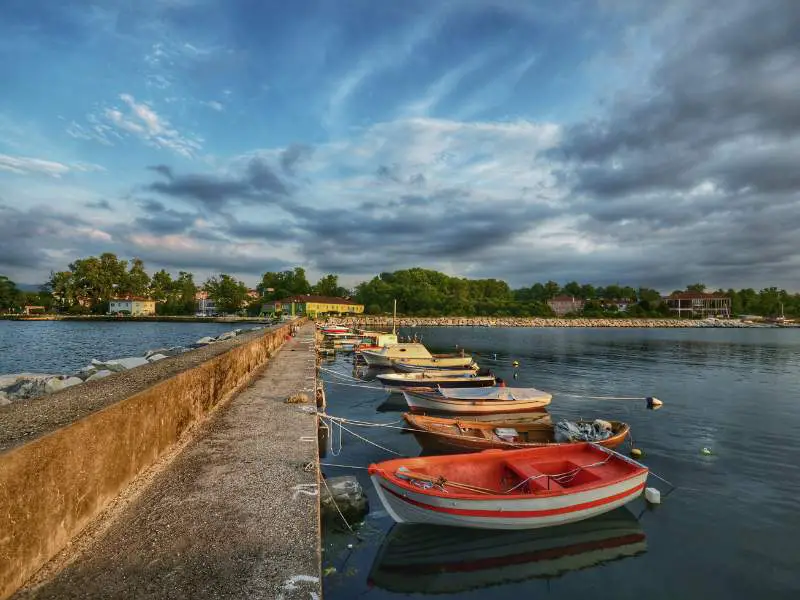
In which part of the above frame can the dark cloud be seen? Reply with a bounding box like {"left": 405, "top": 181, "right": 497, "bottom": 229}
{"left": 224, "top": 218, "right": 299, "bottom": 241}
{"left": 549, "top": 0, "right": 800, "bottom": 289}
{"left": 148, "top": 165, "right": 174, "bottom": 180}
{"left": 84, "top": 199, "right": 112, "bottom": 210}
{"left": 280, "top": 143, "right": 312, "bottom": 175}
{"left": 0, "top": 205, "right": 94, "bottom": 270}
{"left": 147, "top": 157, "right": 288, "bottom": 211}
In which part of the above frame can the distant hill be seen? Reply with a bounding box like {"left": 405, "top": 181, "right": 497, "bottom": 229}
{"left": 16, "top": 283, "right": 45, "bottom": 292}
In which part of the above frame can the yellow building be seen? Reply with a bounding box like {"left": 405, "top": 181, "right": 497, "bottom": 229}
{"left": 109, "top": 297, "right": 157, "bottom": 316}
{"left": 262, "top": 295, "right": 364, "bottom": 318}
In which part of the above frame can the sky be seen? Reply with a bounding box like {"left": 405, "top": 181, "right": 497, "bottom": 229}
{"left": 1, "top": 0, "right": 799, "bottom": 292}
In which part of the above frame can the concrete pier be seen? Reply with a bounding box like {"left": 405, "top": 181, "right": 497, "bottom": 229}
{"left": 13, "top": 324, "right": 321, "bottom": 599}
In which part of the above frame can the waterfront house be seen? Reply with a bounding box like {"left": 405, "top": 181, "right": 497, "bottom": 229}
{"left": 664, "top": 292, "right": 731, "bottom": 318}
{"left": 109, "top": 297, "right": 157, "bottom": 316}
{"left": 547, "top": 295, "right": 585, "bottom": 316}
{"left": 262, "top": 295, "right": 364, "bottom": 318}
{"left": 195, "top": 291, "right": 216, "bottom": 316}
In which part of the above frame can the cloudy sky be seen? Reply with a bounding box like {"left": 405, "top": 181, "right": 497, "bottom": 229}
{"left": 1, "top": 0, "right": 798, "bottom": 291}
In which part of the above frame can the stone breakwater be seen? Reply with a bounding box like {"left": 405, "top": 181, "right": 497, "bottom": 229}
{"left": 337, "top": 317, "right": 754, "bottom": 328}
{"left": 0, "top": 327, "right": 266, "bottom": 405}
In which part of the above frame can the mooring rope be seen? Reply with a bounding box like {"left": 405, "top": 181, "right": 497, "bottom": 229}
{"left": 320, "top": 473, "right": 355, "bottom": 533}
{"left": 321, "top": 415, "right": 403, "bottom": 456}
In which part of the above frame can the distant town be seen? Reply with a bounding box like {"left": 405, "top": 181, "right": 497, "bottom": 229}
{"left": 1, "top": 253, "right": 797, "bottom": 320}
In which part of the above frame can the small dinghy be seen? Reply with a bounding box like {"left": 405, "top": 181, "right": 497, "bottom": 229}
{"left": 404, "top": 414, "right": 630, "bottom": 454}
{"left": 376, "top": 372, "right": 496, "bottom": 391}
{"left": 392, "top": 357, "right": 477, "bottom": 371}
{"left": 368, "top": 443, "right": 648, "bottom": 529}
{"left": 402, "top": 386, "right": 552, "bottom": 414}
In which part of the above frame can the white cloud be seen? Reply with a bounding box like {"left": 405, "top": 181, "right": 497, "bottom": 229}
{"left": 324, "top": 9, "right": 448, "bottom": 132}
{"left": 401, "top": 52, "right": 496, "bottom": 117}
{"left": 0, "top": 153, "right": 103, "bottom": 177}
{"left": 203, "top": 100, "right": 224, "bottom": 112}
{"left": 96, "top": 93, "right": 202, "bottom": 157}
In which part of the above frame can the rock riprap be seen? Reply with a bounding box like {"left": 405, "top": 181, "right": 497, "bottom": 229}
{"left": 0, "top": 327, "right": 266, "bottom": 404}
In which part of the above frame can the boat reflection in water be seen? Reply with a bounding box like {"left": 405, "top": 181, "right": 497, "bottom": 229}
{"left": 367, "top": 508, "right": 645, "bottom": 594}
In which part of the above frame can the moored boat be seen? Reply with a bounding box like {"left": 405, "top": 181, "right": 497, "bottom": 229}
{"left": 404, "top": 413, "right": 630, "bottom": 454}
{"left": 390, "top": 356, "right": 476, "bottom": 370}
{"left": 368, "top": 443, "right": 648, "bottom": 529}
{"left": 368, "top": 508, "right": 646, "bottom": 593}
{"left": 376, "top": 372, "right": 496, "bottom": 391}
{"left": 361, "top": 343, "right": 434, "bottom": 367}
{"left": 402, "top": 386, "right": 552, "bottom": 414}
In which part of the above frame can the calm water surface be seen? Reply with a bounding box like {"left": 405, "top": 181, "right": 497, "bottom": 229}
{"left": 0, "top": 320, "right": 249, "bottom": 375}
{"left": 322, "top": 327, "right": 800, "bottom": 599}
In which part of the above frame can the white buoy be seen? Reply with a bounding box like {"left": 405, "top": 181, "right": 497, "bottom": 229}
{"left": 645, "top": 487, "right": 661, "bottom": 504}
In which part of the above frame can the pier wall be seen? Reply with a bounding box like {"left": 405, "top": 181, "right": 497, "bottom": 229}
{"left": 0, "top": 322, "right": 300, "bottom": 599}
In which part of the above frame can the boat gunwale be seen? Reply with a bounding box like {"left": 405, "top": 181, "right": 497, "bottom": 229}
{"left": 368, "top": 444, "right": 648, "bottom": 502}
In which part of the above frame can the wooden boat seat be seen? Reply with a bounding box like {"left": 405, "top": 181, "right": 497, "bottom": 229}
{"left": 504, "top": 460, "right": 564, "bottom": 492}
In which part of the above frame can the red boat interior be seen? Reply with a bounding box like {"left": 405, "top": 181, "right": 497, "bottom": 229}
{"left": 387, "top": 444, "right": 641, "bottom": 496}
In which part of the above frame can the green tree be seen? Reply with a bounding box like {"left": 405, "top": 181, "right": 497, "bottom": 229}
{"left": 258, "top": 267, "right": 312, "bottom": 300}
{"left": 543, "top": 281, "right": 561, "bottom": 299}
{"left": 562, "top": 281, "right": 582, "bottom": 297}
{"left": 312, "top": 274, "right": 348, "bottom": 297}
{"left": 150, "top": 270, "right": 173, "bottom": 303}
{"left": 204, "top": 274, "right": 249, "bottom": 314}
{"left": 125, "top": 258, "right": 151, "bottom": 297}
{"left": 0, "top": 275, "right": 23, "bottom": 311}
{"left": 686, "top": 283, "right": 707, "bottom": 293}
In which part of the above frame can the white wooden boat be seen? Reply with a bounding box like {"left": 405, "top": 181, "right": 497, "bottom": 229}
{"left": 402, "top": 386, "right": 552, "bottom": 414}
{"left": 360, "top": 343, "right": 434, "bottom": 367}
{"left": 392, "top": 356, "right": 476, "bottom": 371}
{"left": 376, "top": 372, "right": 496, "bottom": 391}
{"left": 368, "top": 443, "right": 648, "bottom": 529}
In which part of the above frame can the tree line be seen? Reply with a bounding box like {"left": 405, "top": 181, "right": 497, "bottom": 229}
{"left": 1, "top": 258, "right": 798, "bottom": 318}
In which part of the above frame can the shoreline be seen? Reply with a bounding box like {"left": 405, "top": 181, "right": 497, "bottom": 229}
{"left": 0, "top": 315, "right": 270, "bottom": 323}
{"left": 338, "top": 316, "right": 774, "bottom": 328}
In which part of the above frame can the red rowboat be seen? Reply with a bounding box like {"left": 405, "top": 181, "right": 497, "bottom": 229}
{"left": 368, "top": 443, "right": 648, "bottom": 530}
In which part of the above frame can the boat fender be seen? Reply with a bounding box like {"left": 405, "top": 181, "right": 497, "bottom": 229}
{"left": 645, "top": 487, "right": 661, "bottom": 504}
{"left": 630, "top": 448, "right": 643, "bottom": 458}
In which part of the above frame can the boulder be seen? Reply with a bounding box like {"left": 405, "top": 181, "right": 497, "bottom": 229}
{"left": 74, "top": 368, "right": 98, "bottom": 381}
{"left": 0, "top": 391, "right": 10, "bottom": 406}
{"left": 147, "top": 353, "right": 168, "bottom": 362}
{"left": 86, "top": 370, "right": 113, "bottom": 382}
{"left": 44, "top": 376, "right": 83, "bottom": 394}
{"left": 144, "top": 348, "right": 168, "bottom": 358}
{"left": 0, "top": 373, "right": 57, "bottom": 390}
{"left": 2, "top": 377, "right": 47, "bottom": 400}
{"left": 105, "top": 356, "right": 150, "bottom": 370}
{"left": 216, "top": 331, "right": 237, "bottom": 341}
{"left": 320, "top": 475, "right": 369, "bottom": 527}
{"left": 195, "top": 336, "right": 216, "bottom": 345}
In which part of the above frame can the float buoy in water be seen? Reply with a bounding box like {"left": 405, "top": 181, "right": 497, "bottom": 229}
{"left": 630, "top": 448, "right": 643, "bottom": 459}
{"left": 646, "top": 397, "right": 663, "bottom": 410}
{"left": 701, "top": 447, "right": 713, "bottom": 456}
{"left": 512, "top": 360, "right": 520, "bottom": 367}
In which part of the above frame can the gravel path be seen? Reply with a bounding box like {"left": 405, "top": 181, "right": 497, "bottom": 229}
{"left": 16, "top": 324, "right": 320, "bottom": 599}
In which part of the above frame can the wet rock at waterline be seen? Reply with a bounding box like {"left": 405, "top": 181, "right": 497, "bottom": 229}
{"left": 321, "top": 475, "right": 369, "bottom": 528}
{"left": 0, "top": 328, "right": 260, "bottom": 404}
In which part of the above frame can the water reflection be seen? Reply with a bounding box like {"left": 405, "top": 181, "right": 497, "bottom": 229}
{"left": 367, "top": 508, "right": 645, "bottom": 594}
